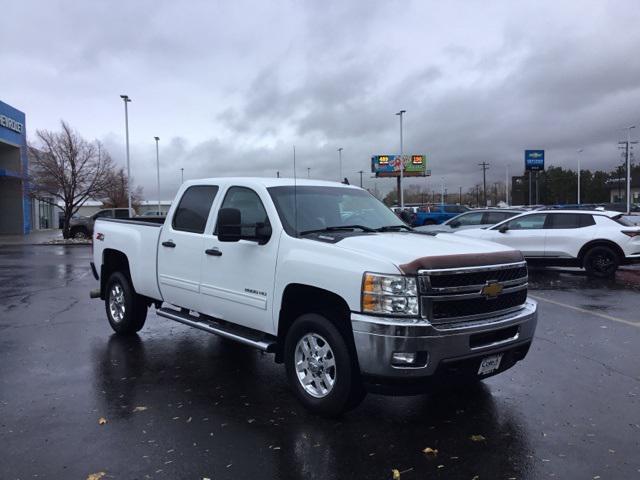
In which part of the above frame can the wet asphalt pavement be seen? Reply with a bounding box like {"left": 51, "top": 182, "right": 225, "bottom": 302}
{"left": 1, "top": 245, "right": 639, "bottom": 480}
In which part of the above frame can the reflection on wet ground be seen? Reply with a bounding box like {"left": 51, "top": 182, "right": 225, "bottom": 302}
{"left": 1, "top": 246, "right": 639, "bottom": 479}
{"left": 529, "top": 265, "right": 640, "bottom": 292}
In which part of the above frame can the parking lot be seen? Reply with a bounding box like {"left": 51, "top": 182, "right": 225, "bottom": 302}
{"left": 1, "top": 245, "right": 639, "bottom": 480}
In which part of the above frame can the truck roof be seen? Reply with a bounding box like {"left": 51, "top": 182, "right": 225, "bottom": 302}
{"left": 182, "top": 177, "right": 361, "bottom": 189}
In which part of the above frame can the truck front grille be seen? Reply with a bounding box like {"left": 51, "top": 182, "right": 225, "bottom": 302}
{"left": 419, "top": 261, "right": 528, "bottom": 326}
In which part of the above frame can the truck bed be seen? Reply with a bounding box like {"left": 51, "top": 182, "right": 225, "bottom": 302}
{"left": 93, "top": 217, "right": 164, "bottom": 300}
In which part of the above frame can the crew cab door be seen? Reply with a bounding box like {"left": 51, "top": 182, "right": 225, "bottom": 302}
{"left": 487, "top": 213, "right": 548, "bottom": 258}
{"left": 157, "top": 185, "right": 219, "bottom": 310}
{"left": 199, "top": 186, "right": 279, "bottom": 333}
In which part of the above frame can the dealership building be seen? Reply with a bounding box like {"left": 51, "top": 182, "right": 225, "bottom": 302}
{"left": 0, "top": 100, "right": 60, "bottom": 235}
{"left": 0, "top": 100, "right": 31, "bottom": 235}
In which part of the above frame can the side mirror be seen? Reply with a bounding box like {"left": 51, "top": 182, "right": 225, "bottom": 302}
{"left": 450, "top": 220, "right": 460, "bottom": 228}
{"left": 498, "top": 224, "right": 509, "bottom": 233}
{"left": 218, "top": 208, "right": 241, "bottom": 242}
{"left": 255, "top": 222, "right": 272, "bottom": 245}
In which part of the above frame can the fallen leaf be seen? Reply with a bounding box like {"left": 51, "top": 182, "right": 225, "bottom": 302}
{"left": 437, "top": 464, "right": 444, "bottom": 469}
{"left": 132, "top": 406, "right": 147, "bottom": 413}
{"left": 422, "top": 447, "right": 438, "bottom": 456}
{"left": 186, "top": 416, "right": 192, "bottom": 423}
{"left": 392, "top": 468, "right": 401, "bottom": 479}
{"left": 98, "top": 417, "right": 107, "bottom": 425}
{"left": 470, "top": 435, "right": 486, "bottom": 442}
{"left": 87, "top": 473, "right": 106, "bottom": 480}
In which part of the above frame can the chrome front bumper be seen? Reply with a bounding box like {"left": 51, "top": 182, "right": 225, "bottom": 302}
{"left": 351, "top": 300, "right": 537, "bottom": 381}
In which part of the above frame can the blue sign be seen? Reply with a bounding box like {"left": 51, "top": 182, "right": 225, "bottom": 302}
{"left": 524, "top": 150, "right": 544, "bottom": 171}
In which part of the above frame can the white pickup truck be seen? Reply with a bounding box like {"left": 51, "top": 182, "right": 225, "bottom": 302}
{"left": 90, "top": 178, "right": 538, "bottom": 415}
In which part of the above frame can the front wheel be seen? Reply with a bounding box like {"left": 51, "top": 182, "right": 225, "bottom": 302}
{"left": 105, "top": 272, "right": 147, "bottom": 334}
{"left": 583, "top": 246, "right": 619, "bottom": 278}
{"left": 284, "top": 313, "right": 365, "bottom": 417}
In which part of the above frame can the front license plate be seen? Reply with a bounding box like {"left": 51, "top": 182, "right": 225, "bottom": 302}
{"left": 478, "top": 354, "right": 502, "bottom": 375}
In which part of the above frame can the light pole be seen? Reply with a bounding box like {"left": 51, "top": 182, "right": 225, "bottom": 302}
{"left": 120, "top": 95, "right": 132, "bottom": 214}
{"left": 337, "top": 148, "right": 343, "bottom": 182}
{"left": 358, "top": 170, "right": 364, "bottom": 188}
{"left": 307, "top": 167, "right": 311, "bottom": 179}
{"left": 154, "top": 137, "right": 161, "bottom": 214}
{"left": 396, "top": 110, "right": 406, "bottom": 208}
{"left": 576, "top": 148, "right": 583, "bottom": 205}
{"left": 505, "top": 164, "right": 510, "bottom": 205}
{"left": 180, "top": 168, "right": 184, "bottom": 184}
{"left": 625, "top": 126, "right": 636, "bottom": 214}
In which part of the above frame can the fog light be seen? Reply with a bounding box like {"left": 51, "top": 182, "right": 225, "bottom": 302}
{"left": 391, "top": 352, "right": 417, "bottom": 366}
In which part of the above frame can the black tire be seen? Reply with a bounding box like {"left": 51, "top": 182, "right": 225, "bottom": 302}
{"left": 284, "top": 313, "right": 365, "bottom": 417}
{"left": 583, "top": 245, "right": 619, "bottom": 278}
{"left": 104, "top": 272, "right": 147, "bottom": 334}
{"left": 70, "top": 227, "right": 89, "bottom": 239}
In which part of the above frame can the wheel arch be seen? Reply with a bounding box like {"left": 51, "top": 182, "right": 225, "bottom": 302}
{"left": 577, "top": 239, "right": 625, "bottom": 265}
{"left": 100, "top": 249, "right": 132, "bottom": 300}
{"left": 276, "top": 283, "right": 354, "bottom": 363}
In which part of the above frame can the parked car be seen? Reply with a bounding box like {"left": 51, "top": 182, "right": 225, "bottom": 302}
{"left": 69, "top": 208, "right": 135, "bottom": 239}
{"left": 412, "top": 204, "right": 469, "bottom": 226}
{"left": 415, "top": 208, "right": 524, "bottom": 233}
{"left": 90, "top": 178, "right": 538, "bottom": 416}
{"left": 59, "top": 213, "right": 79, "bottom": 230}
{"left": 457, "top": 210, "right": 640, "bottom": 277}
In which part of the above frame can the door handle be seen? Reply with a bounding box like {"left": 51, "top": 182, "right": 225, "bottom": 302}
{"left": 162, "top": 240, "right": 176, "bottom": 248}
{"left": 205, "top": 248, "right": 222, "bottom": 257}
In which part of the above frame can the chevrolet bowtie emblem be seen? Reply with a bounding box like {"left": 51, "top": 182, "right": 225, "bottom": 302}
{"left": 481, "top": 281, "right": 503, "bottom": 299}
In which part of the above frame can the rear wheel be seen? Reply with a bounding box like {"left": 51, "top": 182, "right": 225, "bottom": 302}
{"left": 70, "top": 227, "right": 89, "bottom": 239}
{"left": 105, "top": 272, "right": 147, "bottom": 334}
{"left": 583, "top": 245, "right": 619, "bottom": 278}
{"left": 284, "top": 313, "right": 365, "bottom": 417}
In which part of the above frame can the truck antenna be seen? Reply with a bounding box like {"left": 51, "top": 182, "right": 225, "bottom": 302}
{"left": 293, "top": 145, "right": 298, "bottom": 236}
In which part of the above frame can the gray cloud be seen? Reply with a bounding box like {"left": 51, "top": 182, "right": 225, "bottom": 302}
{"left": 3, "top": 0, "right": 640, "bottom": 200}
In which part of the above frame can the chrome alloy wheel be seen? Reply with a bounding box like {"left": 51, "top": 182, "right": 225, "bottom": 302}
{"left": 295, "top": 333, "right": 336, "bottom": 398}
{"left": 108, "top": 283, "right": 126, "bottom": 323}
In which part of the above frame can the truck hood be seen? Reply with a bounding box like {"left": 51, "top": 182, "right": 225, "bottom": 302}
{"left": 332, "top": 232, "right": 522, "bottom": 274}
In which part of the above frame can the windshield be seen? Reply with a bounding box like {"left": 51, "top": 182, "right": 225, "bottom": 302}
{"left": 268, "top": 186, "right": 405, "bottom": 236}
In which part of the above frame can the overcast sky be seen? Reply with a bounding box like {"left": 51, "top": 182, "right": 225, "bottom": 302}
{"left": 3, "top": 0, "right": 640, "bottom": 199}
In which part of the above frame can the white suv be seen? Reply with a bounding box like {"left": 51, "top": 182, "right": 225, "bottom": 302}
{"left": 457, "top": 210, "right": 640, "bottom": 277}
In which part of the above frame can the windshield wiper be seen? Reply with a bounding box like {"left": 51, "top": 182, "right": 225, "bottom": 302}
{"left": 299, "top": 225, "right": 376, "bottom": 236}
{"left": 375, "top": 225, "right": 414, "bottom": 232}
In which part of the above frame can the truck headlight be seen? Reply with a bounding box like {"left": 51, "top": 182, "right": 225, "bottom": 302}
{"left": 361, "top": 273, "right": 419, "bottom": 316}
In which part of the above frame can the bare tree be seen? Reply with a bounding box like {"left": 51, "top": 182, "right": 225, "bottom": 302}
{"left": 28, "top": 121, "right": 113, "bottom": 238}
{"left": 98, "top": 167, "right": 144, "bottom": 210}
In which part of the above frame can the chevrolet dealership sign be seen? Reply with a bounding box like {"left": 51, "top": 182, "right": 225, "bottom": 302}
{"left": 0, "top": 114, "right": 24, "bottom": 134}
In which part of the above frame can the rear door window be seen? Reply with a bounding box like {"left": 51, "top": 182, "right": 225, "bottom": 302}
{"left": 546, "top": 213, "right": 595, "bottom": 229}
{"left": 95, "top": 210, "right": 113, "bottom": 219}
{"left": 172, "top": 185, "right": 219, "bottom": 233}
{"left": 451, "top": 211, "right": 484, "bottom": 226}
{"left": 484, "top": 211, "right": 517, "bottom": 224}
{"left": 114, "top": 209, "right": 129, "bottom": 219}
